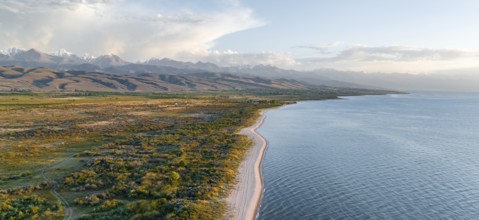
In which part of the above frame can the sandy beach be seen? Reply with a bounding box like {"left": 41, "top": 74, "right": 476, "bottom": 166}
{"left": 226, "top": 111, "right": 268, "bottom": 220}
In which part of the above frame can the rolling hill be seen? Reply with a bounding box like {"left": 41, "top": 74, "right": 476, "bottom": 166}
{"left": 0, "top": 66, "right": 319, "bottom": 92}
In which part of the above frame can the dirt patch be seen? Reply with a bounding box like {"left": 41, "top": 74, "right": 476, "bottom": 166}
{"left": 128, "top": 111, "right": 153, "bottom": 116}
{"left": 78, "top": 121, "right": 113, "bottom": 127}
{"left": 0, "top": 128, "right": 29, "bottom": 133}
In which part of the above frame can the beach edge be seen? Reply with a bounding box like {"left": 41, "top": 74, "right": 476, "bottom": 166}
{"left": 226, "top": 110, "right": 268, "bottom": 220}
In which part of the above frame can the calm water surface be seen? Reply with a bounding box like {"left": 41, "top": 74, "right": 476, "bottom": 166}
{"left": 257, "top": 93, "right": 479, "bottom": 220}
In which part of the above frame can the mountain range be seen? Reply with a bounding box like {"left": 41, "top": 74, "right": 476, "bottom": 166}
{"left": 0, "top": 66, "right": 320, "bottom": 92}
{"left": 1, "top": 48, "right": 478, "bottom": 92}
{"left": 0, "top": 49, "right": 375, "bottom": 92}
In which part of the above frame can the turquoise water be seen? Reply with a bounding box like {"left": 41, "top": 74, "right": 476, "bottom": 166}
{"left": 257, "top": 93, "right": 479, "bottom": 219}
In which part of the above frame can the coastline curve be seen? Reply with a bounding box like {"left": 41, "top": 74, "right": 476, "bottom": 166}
{"left": 226, "top": 110, "right": 268, "bottom": 220}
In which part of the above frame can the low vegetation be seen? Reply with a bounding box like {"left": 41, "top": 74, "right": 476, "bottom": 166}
{"left": 0, "top": 89, "right": 390, "bottom": 219}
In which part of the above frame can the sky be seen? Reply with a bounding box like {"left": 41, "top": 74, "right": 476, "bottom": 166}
{"left": 1, "top": 0, "right": 479, "bottom": 74}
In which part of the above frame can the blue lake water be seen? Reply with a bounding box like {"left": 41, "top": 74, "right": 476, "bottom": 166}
{"left": 257, "top": 93, "right": 479, "bottom": 220}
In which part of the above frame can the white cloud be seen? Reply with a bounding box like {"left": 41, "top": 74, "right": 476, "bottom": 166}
{"left": 2, "top": 1, "right": 477, "bottom": 75}
{"left": 168, "top": 45, "right": 479, "bottom": 74}
{"left": 0, "top": 0, "right": 263, "bottom": 60}
{"left": 294, "top": 45, "right": 479, "bottom": 73}
{"left": 177, "top": 50, "right": 298, "bottom": 67}
{"left": 329, "top": 46, "right": 475, "bottom": 62}
{"left": 0, "top": 0, "right": 114, "bottom": 13}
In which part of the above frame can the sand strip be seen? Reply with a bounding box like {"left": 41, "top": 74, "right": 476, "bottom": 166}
{"left": 226, "top": 111, "right": 268, "bottom": 220}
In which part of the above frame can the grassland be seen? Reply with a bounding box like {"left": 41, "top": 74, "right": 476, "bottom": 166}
{"left": 0, "top": 91, "right": 285, "bottom": 219}
{"left": 0, "top": 89, "right": 391, "bottom": 219}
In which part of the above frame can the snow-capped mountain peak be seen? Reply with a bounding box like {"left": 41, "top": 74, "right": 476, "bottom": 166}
{"left": 81, "top": 53, "right": 96, "bottom": 61}
{"left": 0, "top": 47, "right": 26, "bottom": 56}
{"left": 50, "top": 49, "right": 73, "bottom": 57}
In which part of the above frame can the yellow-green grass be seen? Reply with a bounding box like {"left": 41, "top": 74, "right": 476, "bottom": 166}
{"left": 0, "top": 92, "right": 282, "bottom": 219}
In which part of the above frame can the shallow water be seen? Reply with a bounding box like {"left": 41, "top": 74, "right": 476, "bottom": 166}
{"left": 258, "top": 93, "right": 479, "bottom": 220}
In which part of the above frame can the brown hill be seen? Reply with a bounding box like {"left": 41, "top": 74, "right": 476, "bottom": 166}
{"left": 0, "top": 66, "right": 313, "bottom": 92}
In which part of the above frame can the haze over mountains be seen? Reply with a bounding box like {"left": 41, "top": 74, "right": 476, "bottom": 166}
{"left": 1, "top": 48, "right": 478, "bottom": 92}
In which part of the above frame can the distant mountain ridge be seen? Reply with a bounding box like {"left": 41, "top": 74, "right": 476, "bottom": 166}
{"left": 1, "top": 48, "right": 477, "bottom": 92}
{"left": 0, "top": 48, "right": 374, "bottom": 89}
{"left": 0, "top": 48, "right": 128, "bottom": 68}
{"left": 0, "top": 48, "right": 219, "bottom": 71}
{"left": 0, "top": 66, "right": 330, "bottom": 92}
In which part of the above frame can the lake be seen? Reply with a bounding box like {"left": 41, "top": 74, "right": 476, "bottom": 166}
{"left": 258, "top": 93, "right": 479, "bottom": 219}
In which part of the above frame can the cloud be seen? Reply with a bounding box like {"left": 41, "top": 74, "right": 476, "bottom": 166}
{"left": 295, "top": 42, "right": 345, "bottom": 55}
{"left": 298, "top": 44, "right": 476, "bottom": 62}
{"left": 171, "top": 45, "right": 479, "bottom": 74}
{"left": 331, "top": 46, "right": 475, "bottom": 62}
{"left": 0, "top": 0, "right": 114, "bottom": 13}
{"left": 292, "top": 45, "right": 479, "bottom": 73}
{"left": 0, "top": 0, "right": 263, "bottom": 60}
{"left": 177, "top": 50, "right": 298, "bottom": 67}
{"left": 295, "top": 45, "right": 330, "bottom": 54}
{"left": 2, "top": 1, "right": 477, "bottom": 75}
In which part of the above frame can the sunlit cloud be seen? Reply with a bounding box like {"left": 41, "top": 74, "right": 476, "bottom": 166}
{"left": 311, "top": 46, "right": 476, "bottom": 62}
{"left": 176, "top": 50, "right": 298, "bottom": 67}
{"left": 292, "top": 44, "right": 479, "bottom": 73}
{"left": 0, "top": 0, "right": 263, "bottom": 60}
{"left": 2, "top": 1, "right": 478, "bottom": 74}
{"left": 170, "top": 45, "right": 479, "bottom": 74}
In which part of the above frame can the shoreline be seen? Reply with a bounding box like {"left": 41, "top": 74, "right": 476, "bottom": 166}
{"left": 226, "top": 110, "right": 268, "bottom": 220}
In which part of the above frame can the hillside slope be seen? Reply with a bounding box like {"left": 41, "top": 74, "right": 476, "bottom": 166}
{"left": 0, "top": 66, "right": 313, "bottom": 92}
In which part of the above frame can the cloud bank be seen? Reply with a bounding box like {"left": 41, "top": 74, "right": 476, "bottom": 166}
{"left": 0, "top": 0, "right": 263, "bottom": 60}
{"left": 308, "top": 46, "right": 475, "bottom": 62}
{"left": 1, "top": 1, "right": 478, "bottom": 74}
{"left": 175, "top": 44, "right": 479, "bottom": 74}
{"left": 292, "top": 45, "right": 479, "bottom": 73}
{"left": 185, "top": 45, "right": 479, "bottom": 74}
{"left": 178, "top": 50, "right": 298, "bottom": 67}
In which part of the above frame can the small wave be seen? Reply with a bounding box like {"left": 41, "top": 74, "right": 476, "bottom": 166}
{"left": 259, "top": 94, "right": 479, "bottom": 220}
